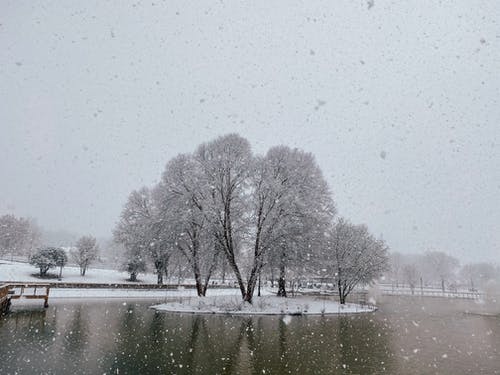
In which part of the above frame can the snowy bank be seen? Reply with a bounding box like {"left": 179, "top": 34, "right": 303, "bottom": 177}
{"left": 1, "top": 260, "right": 241, "bottom": 300}
{"left": 0, "top": 260, "right": 163, "bottom": 284}
{"left": 151, "top": 295, "right": 376, "bottom": 315}
{"left": 8, "top": 287, "right": 241, "bottom": 301}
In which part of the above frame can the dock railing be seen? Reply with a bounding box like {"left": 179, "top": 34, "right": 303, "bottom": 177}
{"left": 1, "top": 284, "right": 12, "bottom": 314}
{"left": 8, "top": 283, "right": 51, "bottom": 308}
{"left": 378, "top": 284, "right": 485, "bottom": 300}
{"left": 0, "top": 283, "right": 51, "bottom": 313}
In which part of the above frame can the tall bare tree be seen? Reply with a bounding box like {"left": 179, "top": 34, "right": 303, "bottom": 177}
{"left": 248, "top": 146, "right": 335, "bottom": 299}
{"left": 194, "top": 134, "right": 252, "bottom": 300}
{"left": 113, "top": 187, "right": 172, "bottom": 284}
{"left": 460, "top": 262, "right": 497, "bottom": 291}
{"left": 403, "top": 264, "right": 420, "bottom": 294}
{"left": 423, "top": 251, "right": 459, "bottom": 292}
{"left": 155, "top": 154, "right": 219, "bottom": 296}
{"left": 72, "top": 235, "right": 99, "bottom": 276}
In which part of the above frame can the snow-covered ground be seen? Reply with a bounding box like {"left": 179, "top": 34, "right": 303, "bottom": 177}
{"left": 0, "top": 260, "right": 240, "bottom": 299}
{"left": 0, "top": 260, "right": 160, "bottom": 284}
{"left": 152, "top": 295, "right": 375, "bottom": 315}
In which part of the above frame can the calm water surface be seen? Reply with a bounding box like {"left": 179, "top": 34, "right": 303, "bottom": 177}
{"left": 0, "top": 296, "right": 498, "bottom": 374}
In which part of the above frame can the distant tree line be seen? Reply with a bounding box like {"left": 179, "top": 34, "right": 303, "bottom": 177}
{"left": 387, "top": 250, "right": 500, "bottom": 293}
{"left": 0, "top": 215, "right": 99, "bottom": 279}
{"left": 27, "top": 236, "right": 99, "bottom": 278}
{"left": 114, "top": 134, "right": 389, "bottom": 303}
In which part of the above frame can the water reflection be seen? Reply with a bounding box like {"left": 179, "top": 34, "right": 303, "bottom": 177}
{"left": 0, "top": 297, "right": 498, "bottom": 374}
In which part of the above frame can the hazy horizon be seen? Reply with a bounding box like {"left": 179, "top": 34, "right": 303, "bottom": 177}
{"left": 1, "top": 1, "right": 499, "bottom": 263}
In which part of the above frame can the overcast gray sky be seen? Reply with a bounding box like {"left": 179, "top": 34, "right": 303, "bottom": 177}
{"left": 1, "top": 1, "right": 499, "bottom": 263}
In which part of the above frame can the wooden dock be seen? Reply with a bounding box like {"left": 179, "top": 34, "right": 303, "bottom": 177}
{"left": 0, "top": 283, "right": 51, "bottom": 314}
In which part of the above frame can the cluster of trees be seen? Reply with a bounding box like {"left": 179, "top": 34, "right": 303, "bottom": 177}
{"left": 29, "top": 247, "right": 68, "bottom": 278}
{"left": 28, "top": 236, "right": 99, "bottom": 278}
{"left": 388, "top": 250, "right": 500, "bottom": 293}
{"left": 459, "top": 262, "right": 500, "bottom": 291}
{"left": 114, "top": 134, "right": 389, "bottom": 303}
{"left": 0, "top": 214, "right": 100, "bottom": 277}
{"left": 0, "top": 214, "right": 41, "bottom": 259}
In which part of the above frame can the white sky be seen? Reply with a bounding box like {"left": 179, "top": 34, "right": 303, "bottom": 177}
{"left": 1, "top": 0, "right": 499, "bottom": 263}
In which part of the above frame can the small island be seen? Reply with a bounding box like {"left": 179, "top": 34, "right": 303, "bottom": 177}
{"left": 152, "top": 295, "right": 375, "bottom": 315}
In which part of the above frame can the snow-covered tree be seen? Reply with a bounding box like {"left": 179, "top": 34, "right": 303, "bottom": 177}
{"left": 388, "top": 252, "right": 403, "bottom": 288}
{"left": 194, "top": 134, "right": 253, "bottom": 300}
{"left": 123, "top": 246, "right": 147, "bottom": 282}
{"left": 113, "top": 187, "right": 171, "bottom": 284}
{"left": 460, "top": 262, "right": 498, "bottom": 290}
{"left": 155, "top": 153, "right": 220, "bottom": 296}
{"left": 29, "top": 246, "right": 67, "bottom": 278}
{"left": 326, "top": 218, "right": 389, "bottom": 304}
{"left": 402, "top": 264, "right": 420, "bottom": 294}
{"left": 72, "top": 235, "right": 99, "bottom": 276}
{"left": 0, "top": 214, "right": 41, "bottom": 259}
{"left": 249, "top": 146, "right": 335, "bottom": 299}
{"left": 423, "top": 251, "right": 459, "bottom": 292}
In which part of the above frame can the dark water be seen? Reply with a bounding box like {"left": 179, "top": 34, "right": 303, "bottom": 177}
{"left": 0, "top": 297, "right": 498, "bottom": 374}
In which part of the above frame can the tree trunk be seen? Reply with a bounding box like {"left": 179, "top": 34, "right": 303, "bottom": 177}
{"left": 195, "top": 280, "right": 204, "bottom": 297}
{"left": 338, "top": 279, "right": 345, "bottom": 304}
{"left": 277, "top": 262, "right": 287, "bottom": 297}
{"left": 221, "top": 257, "right": 226, "bottom": 284}
{"left": 244, "top": 283, "right": 255, "bottom": 303}
{"left": 243, "top": 256, "right": 261, "bottom": 302}
{"left": 58, "top": 265, "right": 63, "bottom": 280}
{"left": 201, "top": 250, "right": 219, "bottom": 297}
{"left": 243, "top": 255, "right": 265, "bottom": 303}
{"left": 154, "top": 260, "right": 164, "bottom": 285}
{"left": 218, "top": 202, "right": 247, "bottom": 300}
{"left": 130, "top": 272, "right": 137, "bottom": 282}
{"left": 258, "top": 271, "right": 261, "bottom": 297}
{"left": 441, "top": 278, "right": 445, "bottom": 293}
{"left": 226, "top": 252, "right": 246, "bottom": 300}
{"left": 194, "top": 269, "right": 204, "bottom": 297}
{"left": 201, "top": 279, "right": 209, "bottom": 297}
{"left": 177, "top": 263, "right": 182, "bottom": 285}
{"left": 276, "top": 245, "right": 287, "bottom": 297}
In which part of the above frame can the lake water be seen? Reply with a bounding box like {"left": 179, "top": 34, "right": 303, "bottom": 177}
{"left": 0, "top": 296, "right": 498, "bottom": 374}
